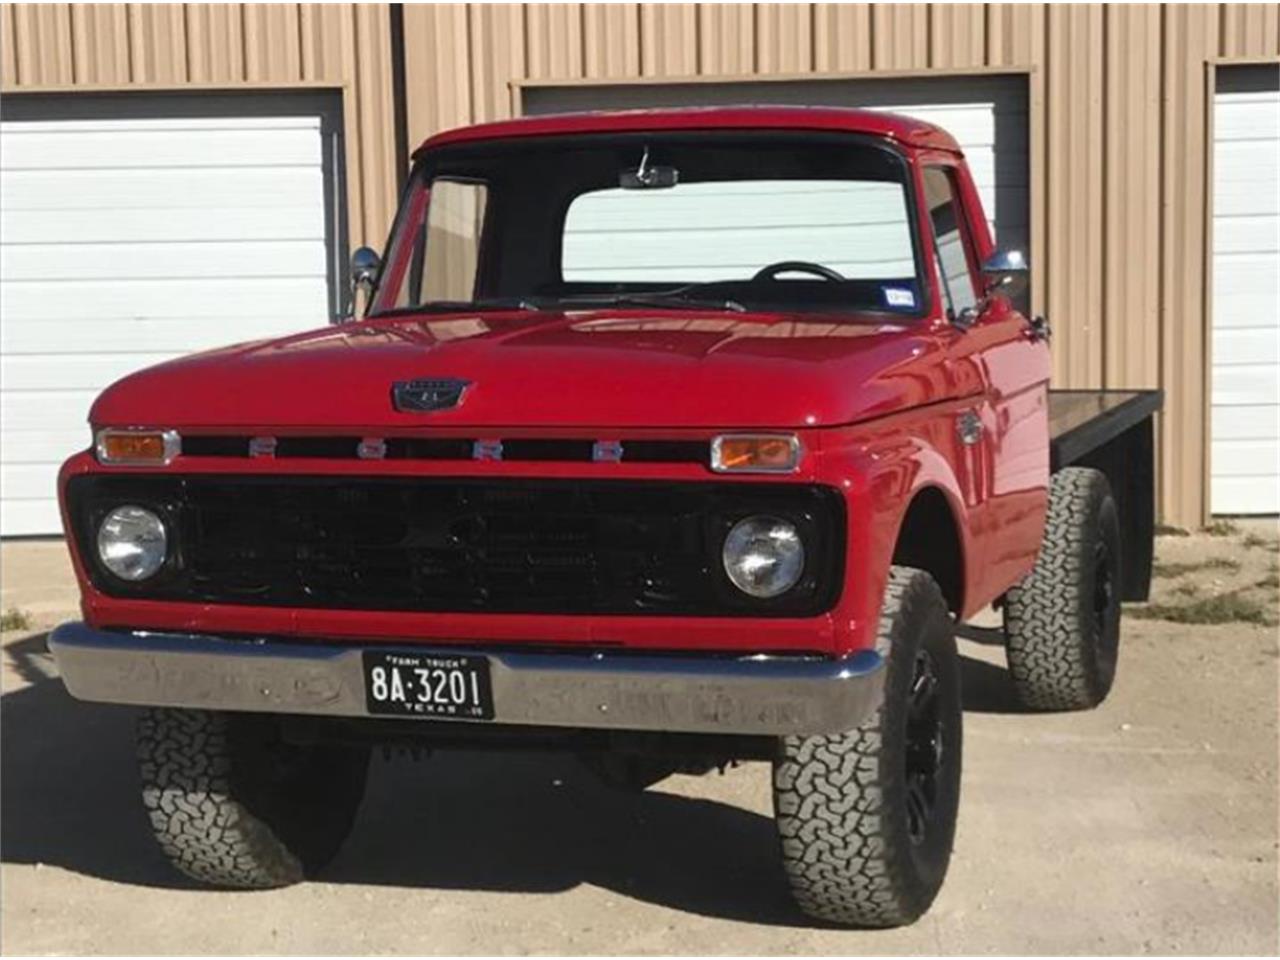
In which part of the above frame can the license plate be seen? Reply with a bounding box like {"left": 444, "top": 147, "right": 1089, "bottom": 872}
{"left": 362, "top": 651, "right": 494, "bottom": 720}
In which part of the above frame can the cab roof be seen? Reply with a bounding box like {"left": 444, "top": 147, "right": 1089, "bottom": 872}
{"left": 413, "top": 105, "right": 963, "bottom": 157}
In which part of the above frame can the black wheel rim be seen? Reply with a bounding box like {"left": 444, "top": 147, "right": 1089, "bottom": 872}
{"left": 1092, "top": 540, "right": 1114, "bottom": 634}
{"left": 905, "top": 649, "right": 944, "bottom": 846}
{"left": 1092, "top": 536, "right": 1120, "bottom": 675}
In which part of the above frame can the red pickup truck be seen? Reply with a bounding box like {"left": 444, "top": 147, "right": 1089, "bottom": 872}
{"left": 50, "top": 106, "right": 1160, "bottom": 927}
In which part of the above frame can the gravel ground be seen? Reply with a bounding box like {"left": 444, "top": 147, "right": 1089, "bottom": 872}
{"left": 1, "top": 525, "right": 1277, "bottom": 955}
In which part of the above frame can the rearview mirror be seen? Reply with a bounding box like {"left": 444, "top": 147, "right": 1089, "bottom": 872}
{"left": 619, "top": 166, "right": 679, "bottom": 190}
{"left": 981, "top": 249, "right": 1029, "bottom": 298}
{"left": 619, "top": 145, "right": 679, "bottom": 189}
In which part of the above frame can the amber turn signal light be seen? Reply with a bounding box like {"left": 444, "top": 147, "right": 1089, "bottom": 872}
{"left": 710, "top": 434, "right": 802, "bottom": 473}
{"left": 95, "top": 429, "right": 181, "bottom": 466}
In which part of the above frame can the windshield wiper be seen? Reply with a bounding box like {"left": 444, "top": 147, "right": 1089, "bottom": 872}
{"left": 554, "top": 292, "right": 747, "bottom": 313}
{"left": 416, "top": 298, "right": 541, "bottom": 313}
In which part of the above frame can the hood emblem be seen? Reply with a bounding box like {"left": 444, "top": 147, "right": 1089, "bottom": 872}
{"left": 392, "top": 378, "right": 470, "bottom": 413}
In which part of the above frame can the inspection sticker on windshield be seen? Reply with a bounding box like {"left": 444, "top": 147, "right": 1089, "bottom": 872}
{"left": 883, "top": 287, "right": 917, "bottom": 309}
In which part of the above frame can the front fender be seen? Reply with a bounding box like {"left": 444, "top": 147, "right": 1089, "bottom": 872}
{"left": 814, "top": 401, "right": 980, "bottom": 655}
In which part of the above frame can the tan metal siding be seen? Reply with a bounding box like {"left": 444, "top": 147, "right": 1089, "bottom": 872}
{"left": 698, "top": 4, "right": 756, "bottom": 74}
{"left": 813, "top": 5, "right": 871, "bottom": 73}
{"left": 0, "top": 2, "right": 398, "bottom": 248}
{"left": 1103, "top": 4, "right": 1161, "bottom": 394}
{"left": 1045, "top": 4, "right": 1104, "bottom": 390}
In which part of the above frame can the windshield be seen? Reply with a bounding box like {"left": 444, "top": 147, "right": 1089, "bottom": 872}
{"left": 370, "top": 132, "right": 925, "bottom": 318}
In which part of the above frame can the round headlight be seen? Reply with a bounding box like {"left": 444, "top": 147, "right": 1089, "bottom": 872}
{"left": 722, "top": 515, "right": 805, "bottom": 599}
{"left": 97, "top": 506, "right": 167, "bottom": 581}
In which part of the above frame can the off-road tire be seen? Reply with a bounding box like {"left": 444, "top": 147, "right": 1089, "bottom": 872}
{"left": 137, "top": 708, "right": 370, "bottom": 888}
{"left": 1003, "top": 467, "right": 1122, "bottom": 711}
{"left": 773, "top": 566, "right": 962, "bottom": 928}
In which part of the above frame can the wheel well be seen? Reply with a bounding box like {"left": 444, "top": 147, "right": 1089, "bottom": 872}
{"left": 892, "top": 487, "right": 964, "bottom": 614}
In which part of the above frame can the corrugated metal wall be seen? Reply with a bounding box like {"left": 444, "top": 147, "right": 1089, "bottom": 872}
{"left": 0, "top": 2, "right": 399, "bottom": 247}
{"left": 3, "top": 3, "right": 1278, "bottom": 524}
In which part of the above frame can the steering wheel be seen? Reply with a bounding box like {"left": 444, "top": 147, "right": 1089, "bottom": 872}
{"left": 752, "top": 260, "right": 846, "bottom": 283}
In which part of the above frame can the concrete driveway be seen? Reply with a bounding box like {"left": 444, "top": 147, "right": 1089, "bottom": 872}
{"left": 1, "top": 530, "right": 1277, "bottom": 955}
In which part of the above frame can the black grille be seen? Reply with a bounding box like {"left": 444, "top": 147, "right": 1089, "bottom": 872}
{"left": 68, "top": 475, "right": 844, "bottom": 616}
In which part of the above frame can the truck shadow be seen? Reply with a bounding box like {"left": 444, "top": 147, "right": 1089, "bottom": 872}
{"left": 2, "top": 631, "right": 1018, "bottom": 926}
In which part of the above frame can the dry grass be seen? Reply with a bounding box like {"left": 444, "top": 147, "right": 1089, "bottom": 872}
{"left": 1127, "top": 591, "right": 1275, "bottom": 626}
{"left": 1201, "top": 519, "right": 1240, "bottom": 537}
{"left": 1153, "top": 557, "right": 1240, "bottom": 578}
{"left": 0, "top": 608, "right": 32, "bottom": 632}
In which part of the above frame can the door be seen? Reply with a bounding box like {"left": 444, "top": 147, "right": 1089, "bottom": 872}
{"left": 0, "top": 91, "right": 347, "bottom": 536}
{"left": 921, "top": 160, "right": 1050, "bottom": 598}
{"left": 1211, "top": 65, "right": 1280, "bottom": 515}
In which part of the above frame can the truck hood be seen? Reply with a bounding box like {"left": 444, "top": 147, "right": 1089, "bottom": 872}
{"left": 90, "top": 308, "right": 953, "bottom": 431}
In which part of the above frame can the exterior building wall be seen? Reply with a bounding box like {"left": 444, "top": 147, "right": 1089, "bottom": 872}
{"left": 3, "top": 3, "right": 1279, "bottom": 525}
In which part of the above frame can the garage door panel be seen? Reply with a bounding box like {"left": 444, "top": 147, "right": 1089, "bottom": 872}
{"left": 3, "top": 352, "right": 189, "bottom": 391}
{"left": 1, "top": 166, "right": 324, "bottom": 210}
{"left": 1212, "top": 363, "right": 1280, "bottom": 406}
{"left": 2, "top": 316, "right": 307, "bottom": 355}
{"left": 2, "top": 239, "right": 328, "bottom": 281}
{"left": 2, "top": 390, "right": 104, "bottom": 432}
{"left": 1, "top": 428, "right": 91, "bottom": 465}
{"left": 1, "top": 462, "right": 64, "bottom": 503}
{"left": 1213, "top": 254, "right": 1280, "bottom": 300}
{"left": 1211, "top": 475, "right": 1279, "bottom": 514}
{"left": 0, "top": 499, "right": 65, "bottom": 538}
{"left": 1213, "top": 215, "right": 1280, "bottom": 254}
{"left": 1215, "top": 93, "right": 1280, "bottom": 140}
{"left": 1214, "top": 138, "right": 1280, "bottom": 176}
{"left": 2, "top": 205, "right": 324, "bottom": 244}
{"left": 1, "top": 276, "right": 328, "bottom": 322}
{"left": 3, "top": 123, "right": 322, "bottom": 170}
{"left": 1212, "top": 403, "right": 1279, "bottom": 441}
{"left": 1213, "top": 179, "right": 1280, "bottom": 217}
{"left": 1213, "top": 290, "right": 1280, "bottom": 325}
{"left": 1211, "top": 438, "right": 1280, "bottom": 478}
{"left": 1212, "top": 327, "right": 1280, "bottom": 367}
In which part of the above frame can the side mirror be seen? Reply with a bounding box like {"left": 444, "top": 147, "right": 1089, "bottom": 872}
{"left": 981, "top": 249, "right": 1029, "bottom": 298}
{"left": 347, "top": 246, "right": 381, "bottom": 321}
{"left": 351, "top": 246, "right": 381, "bottom": 292}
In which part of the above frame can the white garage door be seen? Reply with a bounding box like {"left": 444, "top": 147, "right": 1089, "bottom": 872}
{"left": 1211, "top": 66, "right": 1280, "bottom": 515}
{"left": 522, "top": 75, "right": 1028, "bottom": 259}
{"left": 1, "top": 106, "right": 339, "bottom": 536}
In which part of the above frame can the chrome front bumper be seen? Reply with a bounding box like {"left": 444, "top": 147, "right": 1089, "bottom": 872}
{"left": 48, "top": 622, "right": 884, "bottom": 737}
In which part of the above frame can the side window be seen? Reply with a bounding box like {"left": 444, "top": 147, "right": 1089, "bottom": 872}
{"left": 390, "top": 178, "right": 488, "bottom": 308}
{"left": 922, "top": 167, "right": 979, "bottom": 318}
{"left": 422, "top": 179, "right": 487, "bottom": 302}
